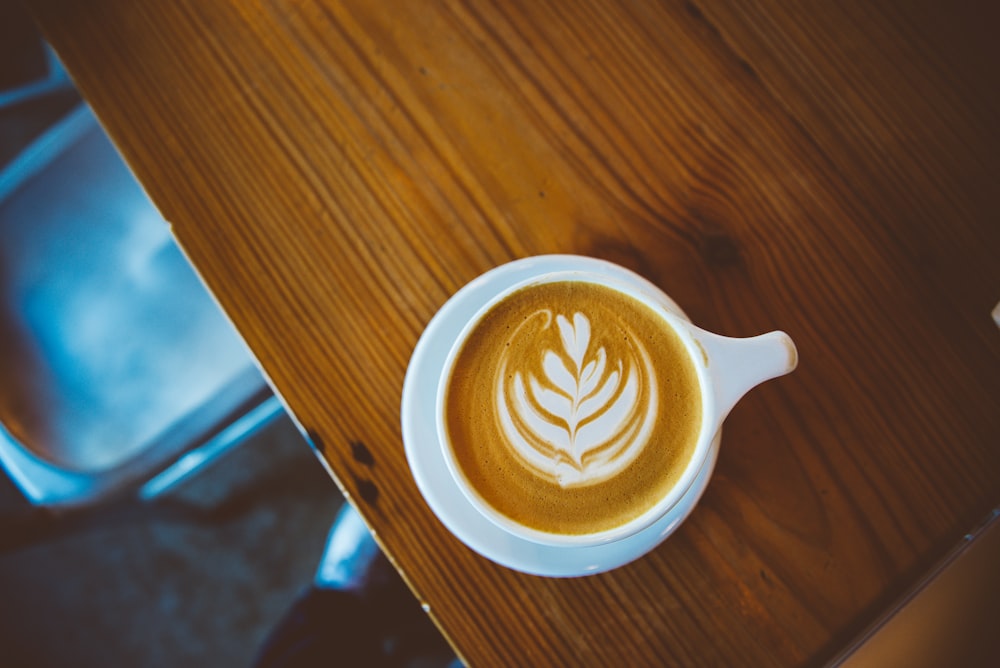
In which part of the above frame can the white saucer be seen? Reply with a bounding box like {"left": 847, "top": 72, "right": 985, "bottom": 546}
{"left": 401, "top": 256, "right": 720, "bottom": 577}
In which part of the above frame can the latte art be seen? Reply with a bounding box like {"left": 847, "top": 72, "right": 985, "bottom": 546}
{"left": 496, "top": 311, "right": 658, "bottom": 487}
{"left": 444, "top": 280, "right": 702, "bottom": 536}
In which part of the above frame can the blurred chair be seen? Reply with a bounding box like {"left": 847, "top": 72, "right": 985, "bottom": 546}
{"left": 0, "top": 47, "right": 282, "bottom": 521}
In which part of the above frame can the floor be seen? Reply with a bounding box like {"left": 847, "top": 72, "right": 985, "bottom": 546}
{"left": 0, "top": 415, "right": 345, "bottom": 667}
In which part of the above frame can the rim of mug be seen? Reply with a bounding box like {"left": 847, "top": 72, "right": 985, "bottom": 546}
{"left": 434, "top": 267, "right": 717, "bottom": 549}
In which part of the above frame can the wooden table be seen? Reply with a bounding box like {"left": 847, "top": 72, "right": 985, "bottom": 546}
{"left": 26, "top": 0, "right": 999, "bottom": 664}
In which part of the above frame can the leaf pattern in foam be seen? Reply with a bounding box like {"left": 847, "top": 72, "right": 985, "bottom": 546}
{"left": 498, "top": 309, "right": 658, "bottom": 487}
{"left": 539, "top": 313, "right": 622, "bottom": 457}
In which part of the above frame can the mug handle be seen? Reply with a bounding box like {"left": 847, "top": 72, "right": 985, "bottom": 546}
{"left": 687, "top": 327, "right": 798, "bottom": 422}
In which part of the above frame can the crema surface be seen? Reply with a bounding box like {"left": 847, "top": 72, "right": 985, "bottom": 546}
{"left": 444, "top": 280, "right": 702, "bottom": 536}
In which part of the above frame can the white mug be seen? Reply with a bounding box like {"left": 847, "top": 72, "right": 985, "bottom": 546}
{"left": 404, "top": 255, "right": 797, "bottom": 572}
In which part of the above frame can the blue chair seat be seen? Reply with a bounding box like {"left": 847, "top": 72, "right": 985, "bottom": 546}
{"left": 0, "top": 103, "right": 279, "bottom": 507}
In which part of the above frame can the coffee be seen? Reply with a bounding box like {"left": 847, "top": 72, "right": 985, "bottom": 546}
{"left": 443, "top": 279, "right": 702, "bottom": 537}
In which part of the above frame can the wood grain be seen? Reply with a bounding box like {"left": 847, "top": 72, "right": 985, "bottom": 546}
{"left": 26, "top": 0, "right": 1000, "bottom": 665}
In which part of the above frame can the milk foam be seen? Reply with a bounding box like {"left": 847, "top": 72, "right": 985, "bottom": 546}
{"left": 496, "top": 311, "right": 658, "bottom": 487}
